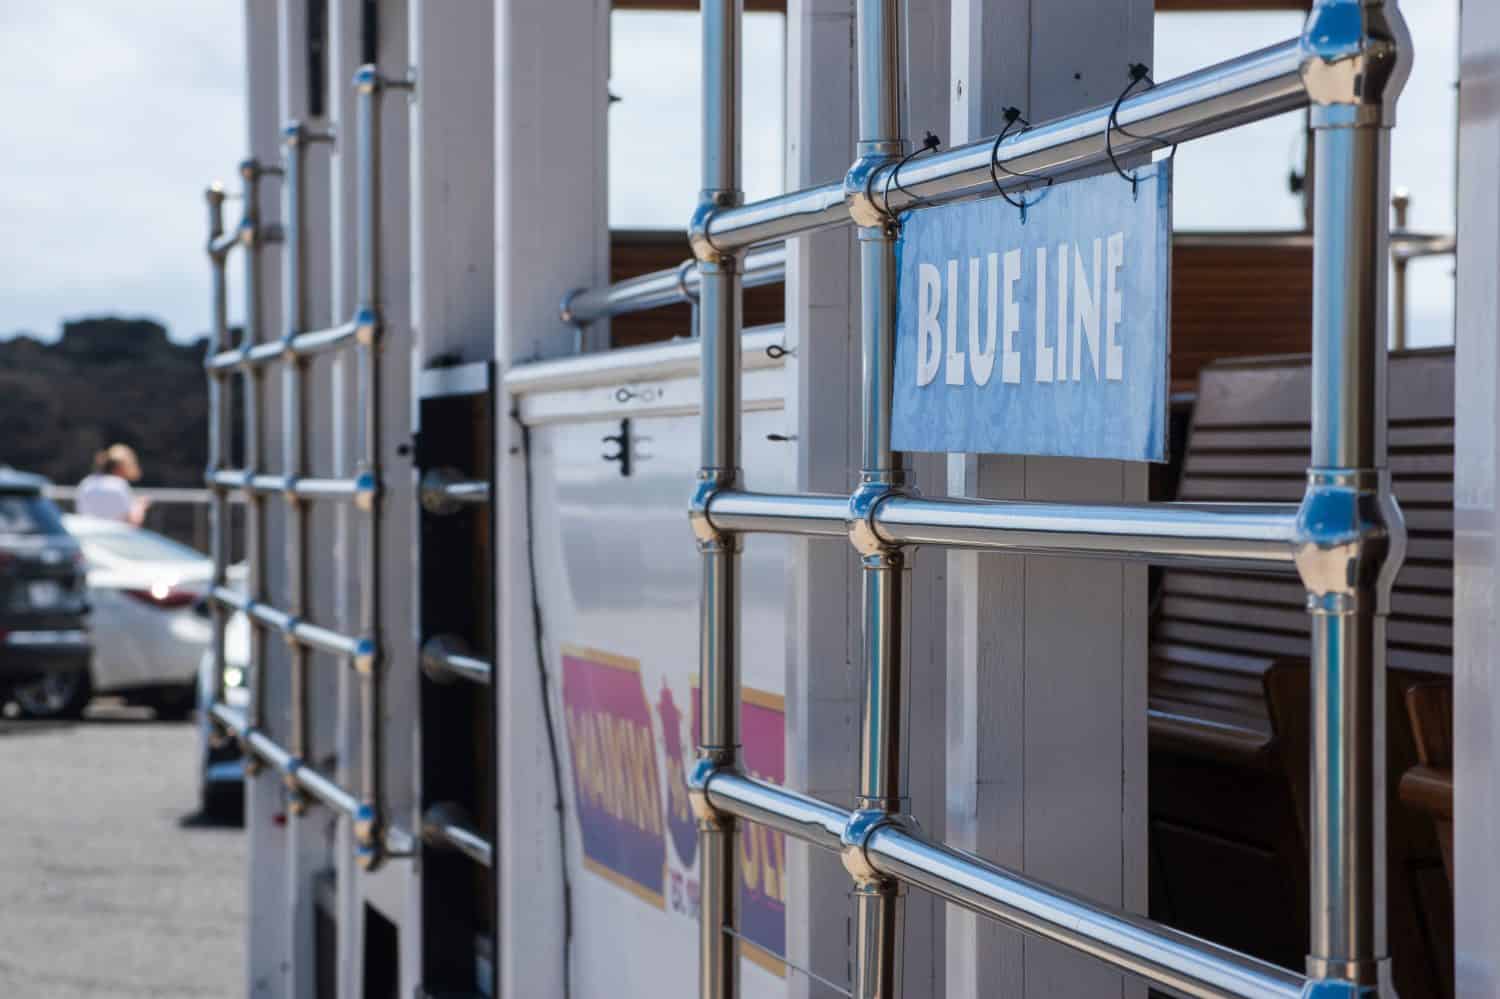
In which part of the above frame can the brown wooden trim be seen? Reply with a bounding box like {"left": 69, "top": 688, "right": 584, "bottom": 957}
{"left": 1157, "top": 0, "right": 1308, "bottom": 9}
{"left": 613, "top": 0, "right": 788, "bottom": 12}
{"left": 616, "top": 1, "right": 1305, "bottom": 12}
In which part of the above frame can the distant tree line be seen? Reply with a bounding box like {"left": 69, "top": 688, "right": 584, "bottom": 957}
{"left": 0, "top": 317, "right": 230, "bottom": 548}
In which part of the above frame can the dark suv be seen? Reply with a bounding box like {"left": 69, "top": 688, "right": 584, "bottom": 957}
{"left": 0, "top": 471, "right": 91, "bottom": 711}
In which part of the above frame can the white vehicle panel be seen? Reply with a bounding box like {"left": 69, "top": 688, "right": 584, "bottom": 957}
{"left": 529, "top": 385, "right": 794, "bottom": 999}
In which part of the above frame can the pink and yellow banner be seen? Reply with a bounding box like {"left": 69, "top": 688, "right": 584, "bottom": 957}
{"left": 561, "top": 645, "right": 667, "bottom": 909}
{"left": 691, "top": 684, "right": 787, "bottom": 974}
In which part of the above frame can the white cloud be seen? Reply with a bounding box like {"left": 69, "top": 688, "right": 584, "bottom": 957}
{"left": 0, "top": 2, "right": 245, "bottom": 343}
{"left": 0, "top": 4, "right": 1458, "bottom": 345}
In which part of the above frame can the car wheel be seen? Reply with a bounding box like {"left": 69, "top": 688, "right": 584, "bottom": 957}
{"left": 13, "top": 668, "right": 92, "bottom": 720}
{"left": 148, "top": 685, "right": 196, "bottom": 722}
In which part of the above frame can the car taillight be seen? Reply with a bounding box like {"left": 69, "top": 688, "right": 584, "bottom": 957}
{"left": 124, "top": 585, "right": 198, "bottom": 610}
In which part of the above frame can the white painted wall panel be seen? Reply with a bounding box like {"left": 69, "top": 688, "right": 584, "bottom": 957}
{"left": 1454, "top": 2, "right": 1500, "bottom": 992}
{"left": 945, "top": 1, "right": 1150, "bottom": 996}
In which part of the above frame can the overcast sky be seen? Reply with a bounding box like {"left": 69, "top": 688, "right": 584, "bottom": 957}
{"left": 0, "top": 3, "right": 245, "bottom": 344}
{"left": 0, "top": 4, "right": 1458, "bottom": 347}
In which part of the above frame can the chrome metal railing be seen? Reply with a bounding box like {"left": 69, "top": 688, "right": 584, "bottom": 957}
{"left": 1390, "top": 189, "right": 1456, "bottom": 350}
{"left": 203, "top": 64, "right": 413, "bottom": 871}
{"left": 553, "top": 1, "right": 1411, "bottom": 997}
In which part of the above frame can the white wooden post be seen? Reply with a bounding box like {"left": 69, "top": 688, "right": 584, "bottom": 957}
{"left": 275, "top": 4, "right": 337, "bottom": 995}
{"left": 783, "top": 4, "right": 860, "bottom": 995}
{"left": 326, "top": 2, "right": 365, "bottom": 991}
{"left": 782, "top": 1, "right": 948, "bottom": 994}
{"left": 944, "top": 2, "right": 1150, "bottom": 996}
{"left": 492, "top": 1, "right": 610, "bottom": 996}
{"left": 243, "top": 2, "right": 288, "bottom": 995}
{"left": 1453, "top": 3, "right": 1500, "bottom": 992}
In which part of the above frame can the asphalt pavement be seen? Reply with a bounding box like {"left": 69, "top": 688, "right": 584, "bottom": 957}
{"left": 0, "top": 702, "right": 244, "bottom": 997}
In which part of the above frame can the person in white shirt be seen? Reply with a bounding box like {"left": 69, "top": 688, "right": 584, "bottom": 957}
{"left": 76, "top": 444, "right": 148, "bottom": 526}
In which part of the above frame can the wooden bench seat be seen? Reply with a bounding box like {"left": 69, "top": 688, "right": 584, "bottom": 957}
{"left": 1148, "top": 348, "right": 1455, "bottom": 997}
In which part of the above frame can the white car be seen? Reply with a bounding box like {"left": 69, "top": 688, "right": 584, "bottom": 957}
{"left": 13, "top": 515, "right": 214, "bottom": 719}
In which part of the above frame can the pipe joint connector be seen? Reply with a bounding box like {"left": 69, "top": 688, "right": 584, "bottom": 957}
{"left": 1298, "top": 0, "right": 1411, "bottom": 129}
{"left": 419, "top": 467, "right": 465, "bottom": 516}
{"left": 353, "top": 64, "right": 380, "bottom": 96}
{"left": 1300, "top": 956, "right": 1390, "bottom": 997}
{"left": 689, "top": 470, "right": 742, "bottom": 549}
{"left": 848, "top": 474, "right": 905, "bottom": 557}
{"left": 420, "top": 634, "right": 468, "bottom": 685}
{"left": 354, "top": 802, "right": 385, "bottom": 871}
{"left": 689, "top": 190, "right": 742, "bottom": 264}
{"left": 687, "top": 753, "right": 737, "bottom": 827}
{"left": 353, "top": 307, "right": 381, "bottom": 347}
{"left": 284, "top": 770, "right": 308, "bottom": 817}
{"left": 844, "top": 145, "right": 906, "bottom": 231}
{"left": 840, "top": 807, "right": 911, "bottom": 887}
{"left": 1292, "top": 468, "right": 1404, "bottom": 615}
{"left": 558, "top": 288, "right": 583, "bottom": 327}
{"left": 352, "top": 636, "right": 379, "bottom": 676}
{"left": 352, "top": 470, "right": 380, "bottom": 513}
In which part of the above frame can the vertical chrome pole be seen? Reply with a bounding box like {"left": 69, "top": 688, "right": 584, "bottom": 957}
{"left": 352, "top": 65, "right": 386, "bottom": 870}
{"left": 205, "top": 184, "right": 231, "bottom": 719}
{"left": 1294, "top": 1, "right": 1409, "bottom": 992}
{"left": 842, "top": 2, "right": 908, "bottom": 997}
{"left": 282, "top": 122, "right": 311, "bottom": 815}
{"left": 241, "top": 158, "right": 271, "bottom": 748}
{"left": 687, "top": 2, "right": 743, "bottom": 997}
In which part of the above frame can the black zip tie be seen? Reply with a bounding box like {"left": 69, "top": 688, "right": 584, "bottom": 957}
{"left": 1106, "top": 63, "right": 1178, "bottom": 199}
{"left": 881, "top": 130, "right": 942, "bottom": 217}
{"left": 989, "top": 106, "right": 1054, "bottom": 223}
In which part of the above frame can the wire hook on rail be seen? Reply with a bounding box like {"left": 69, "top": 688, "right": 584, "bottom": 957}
{"left": 1105, "top": 63, "right": 1178, "bottom": 199}
{"left": 880, "top": 130, "right": 943, "bottom": 218}
{"left": 988, "top": 106, "right": 1054, "bottom": 224}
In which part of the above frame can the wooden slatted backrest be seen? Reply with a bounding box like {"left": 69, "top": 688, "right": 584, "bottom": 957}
{"left": 1149, "top": 348, "right": 1454, "bottom": 753}
{"left": 1164, "top": 347, "right": 1455, "bottom": 675}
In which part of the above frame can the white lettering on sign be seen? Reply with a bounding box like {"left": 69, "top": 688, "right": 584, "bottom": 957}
{"left": 911, "top": 234, "right": 1128, "bottom": 389}
{"left": 916, "top": 262, "right": 942, "bottom": 386}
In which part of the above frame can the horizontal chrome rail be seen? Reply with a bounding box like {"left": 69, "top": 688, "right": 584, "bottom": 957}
{"left": 703, "top": 490, "right": 1298, "bottom": 569}
{"left": 1392, "top": 232, "right": 1455, "bottom": 263}
{"left": 209, "top": 228, "right": 244, "bottom": 258}
{"left": 703, "top": 771, "right": 847, "bottom": 855}
{"left": 288, "top": 318, "right": 361, "bottom": 357}
{"left": 421, "top": 635, "right": 492, "bottom": 686}
{"left": 871, "top": 496, "right": 1298, "bottom": 568}
{"left": 209, "top": 470, "right": 375, "bottom": 505}
{"left": 704, "top": 491, "right": 850, "bottom": 538}
{"left": 205, "top": 318, "right": 362, "bottom": 372}
{"left": 700, "top": 770, "right": 1304, "bottom": 999}
{"left": 419, "top": 468, "right": 491, "bottom": 516}
{"left": 213, "top": 702, "right": 359, "bottom": 816}
{"left": 212, "top": 703, "right": 413, "bottom": 855}
{"left": 565, "top": 42, "right": 1307, "bottom": 322}
{"left": 866, "top": 825, "right": 1305, "bottom": 999}
{"left": 422, "top": 803, "right": 492, "bottom": 869}
{"left": 703, "top": 40, "right": 1305, "bottom": 253}
{"left": 45, "top": 484, "right": 245, "bottom": 507}
{"left": 562, "top": 244, "right": 786, "bottom": 326}
{"left": 210, "top": 586, "right": 367, "bottom": 662}
{"left": 211, "top": 583, "right": 250, "bottom": 613}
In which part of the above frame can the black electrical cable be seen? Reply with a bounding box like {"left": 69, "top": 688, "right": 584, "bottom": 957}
{"left": 514, "top": 408, "right": 574, "bottom": 999}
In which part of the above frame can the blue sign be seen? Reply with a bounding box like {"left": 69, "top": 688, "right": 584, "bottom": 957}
{"left": 891, "top": 162, "right": 1171, "bottom": 462}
